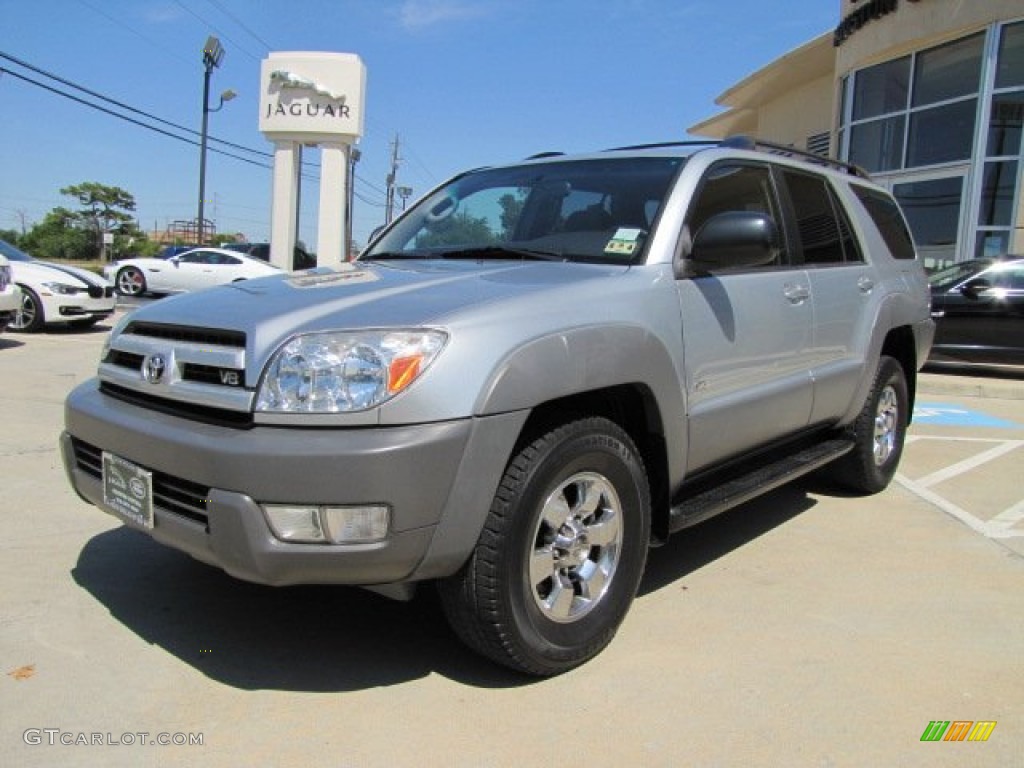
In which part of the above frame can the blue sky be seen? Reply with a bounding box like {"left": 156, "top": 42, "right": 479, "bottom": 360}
{"left": 0, "top": 0, "right": 838, "bottom": 250}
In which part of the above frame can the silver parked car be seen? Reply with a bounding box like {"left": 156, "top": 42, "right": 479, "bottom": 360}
{"left": 62, "top": 138, "right": 933, "bottom": 675}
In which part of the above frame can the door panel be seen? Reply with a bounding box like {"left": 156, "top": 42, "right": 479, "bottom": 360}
{"left": 678, "top": 271, "right": 813, "bottom": 472}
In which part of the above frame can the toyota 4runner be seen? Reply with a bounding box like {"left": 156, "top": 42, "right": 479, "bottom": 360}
{"left": 62, "top": 138, "right": 934, "bottom": 675}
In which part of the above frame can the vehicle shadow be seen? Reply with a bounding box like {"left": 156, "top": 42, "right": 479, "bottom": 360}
{"left": 0, "top": 336, "right": 25, "bottom": 350}
{"left": 72, "top": 481, "right": 822, "bottom": 692}
{"left": 639, "top": 482, "right": 818, "bottom": 596}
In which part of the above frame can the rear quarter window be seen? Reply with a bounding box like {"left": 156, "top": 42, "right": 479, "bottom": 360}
{"left": 851, "top": 185, "right": 917, "bottom": 260}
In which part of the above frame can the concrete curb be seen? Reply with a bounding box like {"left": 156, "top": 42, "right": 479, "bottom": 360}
{"left": 918, "top": 371, "right": 1024, "bottom": 400}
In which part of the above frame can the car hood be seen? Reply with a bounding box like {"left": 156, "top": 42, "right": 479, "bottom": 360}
{"left": 121, "top": 259, "right": 630, "bottom": 356}
{"left": 11, "top": 260, "right": 107, "bottom": 288}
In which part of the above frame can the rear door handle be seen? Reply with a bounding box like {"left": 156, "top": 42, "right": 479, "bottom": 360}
{"left": 858, "top": 276, "right": 874, "bottom": 293}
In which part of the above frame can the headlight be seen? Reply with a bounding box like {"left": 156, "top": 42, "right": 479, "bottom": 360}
{"left": 42, "top": 281, "right": 84, "bottom": 295}
{"left": 255, "top": 329, "right": 447, "bottom": 413}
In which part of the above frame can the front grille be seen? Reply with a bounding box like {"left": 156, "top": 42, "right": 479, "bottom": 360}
{"left": 107, "top": 350, "right": 144, "bottom": 369}
{"left": 124, "top": 321, "right": 246, "bottom": 348}
{"left": 70, "top": 438, "right": 211, "bottom": 526}
{"left": 105, "top": 351, "right": 245, "bottom": 389}
{"left": 99, "top": 382, "right": 254, "bottom": 428}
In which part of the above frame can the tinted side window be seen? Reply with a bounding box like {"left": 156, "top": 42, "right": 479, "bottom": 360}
{"left": 782, "top": 170, "right": 849, "bottom": 265}
{"left": 852, "top": 185, "right": 917, "bottom": 260}
{"left": 687, "top": 163, "right": 785, "bottom": 264}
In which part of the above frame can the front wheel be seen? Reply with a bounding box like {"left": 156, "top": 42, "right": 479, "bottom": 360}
{"left": 831, "top": 355, "right": 909, "bottom": 494}
{"left": 439, "top": 417, "right": 651, "bottom": 676}
{"left": 10, "top": 286, "right": 44, "bottom": 332}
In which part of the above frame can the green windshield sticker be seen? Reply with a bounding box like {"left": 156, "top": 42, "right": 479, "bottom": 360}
{"left": 604, "top": 228, "right": 644, "bottom": 256}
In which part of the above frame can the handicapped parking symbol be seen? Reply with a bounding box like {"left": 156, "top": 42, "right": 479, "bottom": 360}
{"left": 913, "top": 402, "right": 1021, "bottom": 428}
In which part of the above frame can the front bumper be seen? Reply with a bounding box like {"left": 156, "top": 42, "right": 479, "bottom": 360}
{"left": 62, "top": 379, "right": 527, "bottom": 587}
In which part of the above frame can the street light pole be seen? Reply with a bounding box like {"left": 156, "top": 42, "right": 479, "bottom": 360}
{"left": 197, "top": 36, "right": 230, "bottom": 246}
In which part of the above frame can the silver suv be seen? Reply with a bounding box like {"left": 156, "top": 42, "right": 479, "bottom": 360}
{"left": 62, "top": 139, "right": 934, "bottom": 675}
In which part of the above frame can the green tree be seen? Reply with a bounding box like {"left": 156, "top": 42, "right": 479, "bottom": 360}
{"left": 20, "top": 209, "right": 94, "bottom": 260}
{"left": 60, "top": 182, "right": 139, "bottom": 260}
{"left": 0, "top": 228, "right": 21, "bottom": 247}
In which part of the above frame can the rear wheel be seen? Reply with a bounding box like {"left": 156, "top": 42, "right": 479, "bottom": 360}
{"left": 832, "top": 355, "right": 908, "bottom": 494}
{"left": 10, "top": 286, "right": 44, "bottom": 332}
{"left": 116, "top": 267, "right": 146, "bottom": 296}
{"left": 439, "top": 417, "right": 650, "bottom": 676}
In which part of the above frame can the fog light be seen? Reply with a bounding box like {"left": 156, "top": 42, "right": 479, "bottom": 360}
{"left": 263, "top": 505, "right": 325, "bottom": 543}
{"left": 262, "top": 504, "right": 389, "bottom": 544}
{"left": 322, "top": 506, "right": 389, "bottom": 544}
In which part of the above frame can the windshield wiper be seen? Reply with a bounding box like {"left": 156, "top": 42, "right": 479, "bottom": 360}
{"left": 436, "top": 245, "right": 566, "bottom": 262}
{"left": 359, "top": 251, "right": 431, "bottom": 261}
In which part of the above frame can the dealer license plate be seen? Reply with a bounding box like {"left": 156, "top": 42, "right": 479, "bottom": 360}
{"left": 101, "top": 452, "right": 154, "bottom": 529}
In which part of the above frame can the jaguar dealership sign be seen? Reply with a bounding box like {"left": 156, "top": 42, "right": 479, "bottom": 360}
{"left": 259, "top": 51, "right": 366, "bottom": 141}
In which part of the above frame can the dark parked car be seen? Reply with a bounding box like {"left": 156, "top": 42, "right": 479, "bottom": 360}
{"left": 928, "top": 256, "right": 1024, "bottom": 371}
{"left": 222, "top": 242, "right": 316, "bottom": 271}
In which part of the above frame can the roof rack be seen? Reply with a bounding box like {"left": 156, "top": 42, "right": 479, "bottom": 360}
{"left": 604, "top": 140, "right": 719, "bottom": 152}
{"left": 524, "top": 151, "right": 566, "bottom": 160}
{"left": 718, "top": 135, "right": 870, "bottom": 178}
{"left": 601, "top": 135, "right": 870, "bottom": 179}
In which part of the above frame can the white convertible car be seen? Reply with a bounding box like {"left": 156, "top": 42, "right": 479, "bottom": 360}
{"left": 105, "top": 247, "right": 282, "bottom": 296}
{"left": 0, "top": 239, "right": 116, "bottom": 332}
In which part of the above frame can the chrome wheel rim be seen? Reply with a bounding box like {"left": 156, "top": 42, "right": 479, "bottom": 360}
{"left": 118, "top": 269, "right": 143, "bottom": 296}
{"left": 873, "top": 384, "right": 899, "bottom": 466}
{"left": 12, "top": 291, "right": 35, "bottom": 330}
{"left": 529, "top": 471, "right": 623, "bottom": 623}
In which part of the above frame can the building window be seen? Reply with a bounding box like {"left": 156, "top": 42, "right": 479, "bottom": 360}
{"left": 977, "top": 21, "right": 1024, "bottom": 258}
{"left": 841, "top": 22, "right": 1024, "bottom": 263}
{"left": 892, "top": 177, "right": 963, "bottom": 267}
{"left": 996, "top": 20, "right": 1024, "bottom": 88}
{"left": 842, "top": 33, "right": 983, "bottom": 173}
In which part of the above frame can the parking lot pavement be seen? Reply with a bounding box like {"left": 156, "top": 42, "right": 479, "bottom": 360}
{"left": 1, "top": 319, "right": 1022, "bottom": 767}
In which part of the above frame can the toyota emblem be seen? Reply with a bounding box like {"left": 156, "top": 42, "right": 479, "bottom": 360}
{"left": 143, "top": 354, "right": 167, "bottom": 384}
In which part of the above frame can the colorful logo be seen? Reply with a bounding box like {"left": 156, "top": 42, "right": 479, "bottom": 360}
{"left": 921, "top": 721, "right": 997, "bottom": 742}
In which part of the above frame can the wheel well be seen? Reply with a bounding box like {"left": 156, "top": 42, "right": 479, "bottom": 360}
{"left": 880, "top": 325, "right": 918, "bottom": 421}
{"left": 515, "top": 384, "right": 671, "bottom": 545}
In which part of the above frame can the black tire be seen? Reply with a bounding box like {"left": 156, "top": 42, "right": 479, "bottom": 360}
{"left": 10, "top": 285, "right": 44, "bottom": 333}
{"left": 116, "top": 267, "right": 146, "bottom": 297}
{"left": 832, "top": 355, "right": 908, "bottom": 494}
{"left": 438, "top": 417, "right": 651, "bottom": 676}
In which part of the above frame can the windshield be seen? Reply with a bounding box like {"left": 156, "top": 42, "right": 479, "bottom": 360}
{"left": 0, "top": 239, "right": 33, "bottom": 262}
{"left": 363, "top": 157, "right": 684, "bottom": 265}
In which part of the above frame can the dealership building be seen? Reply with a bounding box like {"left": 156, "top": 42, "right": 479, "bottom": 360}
{"left": 690, "top": 0, "right": 1024, "bottom": 269}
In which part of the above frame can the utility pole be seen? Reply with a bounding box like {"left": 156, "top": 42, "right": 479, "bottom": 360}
{"left": 384, "top": 134, "right": 401, "bottom": 225}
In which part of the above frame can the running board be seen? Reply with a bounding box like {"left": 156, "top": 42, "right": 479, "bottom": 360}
{"left": 668, "top": 438, "right": 855, "bottom": 532}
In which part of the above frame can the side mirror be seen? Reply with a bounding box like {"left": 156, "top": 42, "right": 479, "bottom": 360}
{"left": 960, "top": 278, "right": 991, "bottom": 299}
{"left": 683, "top": 211, "right": 780, "bottom": 275}
{"left": 170, "top": 257, "right": 181, "bottom": 267}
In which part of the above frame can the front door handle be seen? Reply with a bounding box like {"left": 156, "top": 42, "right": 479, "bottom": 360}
{"left": 784, "top": 282, "right": 810, "bottom": 303}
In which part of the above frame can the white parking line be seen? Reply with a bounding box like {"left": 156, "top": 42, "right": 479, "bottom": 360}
{"left": 898, "top": 436, "right": 1024, "bottom": 539}
{"left": 990, "top": 499, "right": 1024, "bottom": 529}
{"left": 914, "top": 440, "right": 1024, "bottom": 488}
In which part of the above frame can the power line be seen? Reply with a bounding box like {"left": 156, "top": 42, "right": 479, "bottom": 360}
{"left": 0, "top": 66, "right": 272, "bottom": 171}
{"left": 205, "top": 0, "right": 273, "bottom": 52}
{"left": 171, "top": 0, "right": 262, "bottom": 61}
{"left": 77, "top": 0, "right": 193, "bottom": 67}
{"left": 0, "top": 50, "right": 270, "bottom": 159}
